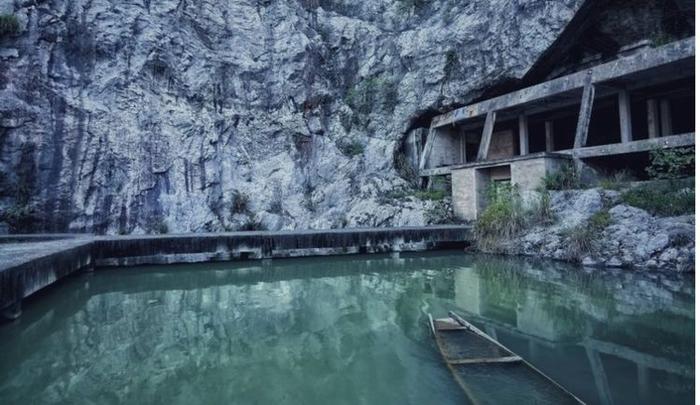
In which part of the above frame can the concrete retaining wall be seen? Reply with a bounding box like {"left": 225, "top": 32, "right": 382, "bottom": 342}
{"left": 0, "top": 226, "right": 472, "bottom": 320}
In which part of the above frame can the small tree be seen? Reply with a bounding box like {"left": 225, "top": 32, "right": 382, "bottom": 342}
{"left": 646, "top": 147, "right": 694, "bottom": 180}
{"left": 230, "top": 191, "right": 250, "bottom": 215}
{"left": 474, "top": 182, "right": 525, "bottom": 250}
{"left": 542, "top": 163, "right": 581, "bottom": 190}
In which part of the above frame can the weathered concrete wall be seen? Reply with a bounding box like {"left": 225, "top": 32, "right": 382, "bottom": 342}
{"left": 512, "top": 155, "right": 571, "bottom": 206}
{"left": 451, "top": 154, "right": 572, "bottom": 221}
{"left": 427, "top": 127, "right": 463, "bottom": 168}
{"left": 0, "top": 226, "right": 472, "bottom": 319}
{"left": 451, "top": 166, "right": 493, "bottom": 221}
{"left": 487, "top": 130, "right": 515, "bottom": 160}
{"left": 0, "top": 238, "right": 94, "bottom": 319}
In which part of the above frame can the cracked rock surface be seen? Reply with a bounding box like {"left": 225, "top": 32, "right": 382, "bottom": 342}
{"left": 0, "top": 0, "right": 582, "bottom": 233}
{"left": 500, "top": 188, "right": 694, "bottom": 272}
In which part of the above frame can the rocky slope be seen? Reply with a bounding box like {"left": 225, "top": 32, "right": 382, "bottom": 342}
{"left": 0, "top": 0, "right": 583, "bottom": 233}
{"left": 489, "top": 188, "right": 695, "bottom": 272}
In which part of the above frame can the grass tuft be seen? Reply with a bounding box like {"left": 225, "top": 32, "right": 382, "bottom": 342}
{"left": 0, "top": 15, "right": 19, "bottom": 38}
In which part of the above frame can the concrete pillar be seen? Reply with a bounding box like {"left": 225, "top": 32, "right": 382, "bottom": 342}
{"left": 545, "top": 121, "right": 554, "bottom": 152}
{"left": 660, "top": 99, "right": 673, "bottom": 136}
{"left": 419, "top": 128, "right": 437, "bottom": 170}
{"left": 618, "top": 90, "right": 633, "bottom": 143}
{"left": 477, "top": 111, "right": 497, "bottom": 161}
{"left": 518, "top": 114, "right": 529, "bottom": 155}
{"left": 647, "top": 99, "right": 659, "bottom": 138}
{"left": 574, "top": 82, "right": 595, "bottom": 148}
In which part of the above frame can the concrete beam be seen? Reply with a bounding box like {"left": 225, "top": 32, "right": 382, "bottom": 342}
{"left": 420, "top": 152, "right": 572, "bottom": 177}
{"left": 618, "top": 90, "right": 633, "bottom": 143}
{"left": 518, "top": 114, "right": 529, "bottom": 155}
{"left": 421, "top": 133, "right": 694, "bottom": 176}
{"left": 564, "top": 133, "right": 694, "bottom": 159}
{"left": 477, "top": 111, "right": 497, "bottom": 161}
{"left": 545, "top": 121, "right": 555, "bottom": 152}
{"left": 647, "top": 99, "right": 659, "bottom": 138}
{"left": 660, "top": 99, "right": 673, "bottom": 136}
{"left": 574, "top": 82, "right": 595, "bottom": 148}
{"left": 431, "top": 38, "right": 695, "bottom": 129}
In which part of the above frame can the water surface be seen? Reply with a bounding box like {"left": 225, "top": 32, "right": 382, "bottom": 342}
{"left": 0, "top": 252, "right": 694, "bottom": 404}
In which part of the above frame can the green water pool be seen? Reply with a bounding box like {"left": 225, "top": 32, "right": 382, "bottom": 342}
{"left": 0, "top": 251, "right": 694, "bottom": 404}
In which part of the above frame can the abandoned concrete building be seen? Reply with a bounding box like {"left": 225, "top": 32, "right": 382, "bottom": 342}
{"left": 406, "top": 0, "right": 695, "bottom": 221}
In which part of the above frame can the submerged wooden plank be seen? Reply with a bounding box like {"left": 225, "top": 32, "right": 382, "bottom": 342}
{"left": 447, "top": 355, "right": 522, "bottom": 365}
{"left": 435, "top": 318, "right": 467, "bottom": 331}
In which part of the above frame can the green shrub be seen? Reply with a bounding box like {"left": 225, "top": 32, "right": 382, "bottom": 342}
{"left": 378, "top": 189, "right": 411, "bottom": 205}
{"left": 474, "top": 183, "right": 525, "bottom": 250}
{"left": 0, "top": 204, "right": 38, "bottom": 233}
{"left": 444, "top": 49, "right": 459, "bottom": 80}
{"left": 543, "top": 163, "right": 581, "bottom": 190}
{"left": 396, "top": 0, "right": 432, "bottom": 14}
{"left": 646, "top": 147, "right": 694, "bottom": 180}
{"left": 415, "top": 189, "right": 448, "bottom": 201}
{"left": 155, "top": 220, "right": 169, "bottom": 234}
{"left": 598, "top": 169, "right": 635, "bottom": 190}
{"left": 562, "top": 225, "right": 597, "bottom": 259}
{"left": 145, "top": 217, "right": 169, "bottom": 234}
{"left": 344, "top": 76, "right": 398, "bottom": 115}
{"left": 337, "top": 139, "right": 365, "bottom": 157}
{"left": 425, "top": 202, "right": 453, "bottom": 225}
{"left": 230, "top": 191, "right": 250, "bottom": 215}
{"left": 588, "top": 210, "right": 611, "bottom": 230}
{"left": 415, "top": 176, "right": 450, "bottom": 201}
{"left": 561, "top": 210, "right": 611, "bottom": 260}
{"left": 240, "top": 217, "right": 266, "bottom": 231}
{"left": 0, "top": 15, "right": 19, "bottom": 38}
{"left": 621, "top": 180, "right": 694, "bottom": 216}
{"left": 529, "top": 187, "right": 554, "bottom": 226}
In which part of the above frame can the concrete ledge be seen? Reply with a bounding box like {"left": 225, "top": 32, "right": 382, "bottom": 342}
{"left": 420, "top": 152, "right": 572, "bottom": 177}
{"left": 0, "top": 238, "right": 94, "bottom": 319}
{"left": 0, "top": 226, "right": 472, "bottom": 319}
{"left": 562, "top": 133, "right": 694, "bottom": 159}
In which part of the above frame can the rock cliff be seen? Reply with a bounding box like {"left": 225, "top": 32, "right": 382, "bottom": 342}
{"left": 0, "top": 0, "right": 583, "bottom": 233}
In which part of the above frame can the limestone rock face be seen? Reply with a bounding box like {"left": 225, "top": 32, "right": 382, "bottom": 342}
{"left": 0, "top": 0, "right": 582, "bottom": 233}
{"left": 507, "top": 188, "right": 695, "bottom": 272}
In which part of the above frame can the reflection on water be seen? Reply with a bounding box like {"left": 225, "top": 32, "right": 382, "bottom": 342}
{"left": 0, "top": 252, "right": 693, "bottom": 404}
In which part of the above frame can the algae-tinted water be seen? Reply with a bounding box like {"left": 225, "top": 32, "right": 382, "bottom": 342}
{"left": 0, "top": 252, "right": 693, "bottom": 404}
